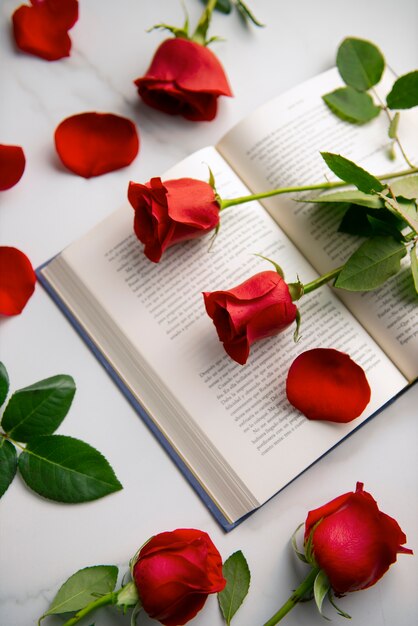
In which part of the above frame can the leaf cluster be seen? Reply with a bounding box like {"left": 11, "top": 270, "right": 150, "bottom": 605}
{"left": 0, "top": 363, "right": 122, "bottom": 503}
{"left": 323, "top": 37, "right": 418, "bottom": 127}
{"left": 309, "top": 154, "right": 418, "bottom": 293}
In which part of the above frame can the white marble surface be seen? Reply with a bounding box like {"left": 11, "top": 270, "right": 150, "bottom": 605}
{"left": 1, "top": 1, "right": 417, "bottom": 625}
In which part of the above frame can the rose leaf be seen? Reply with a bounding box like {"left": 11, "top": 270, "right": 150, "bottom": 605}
{"left": 308, "top": 189, "right": 384, "bottom": 209}
{"left": 1, "top": 374, "right": 76, "bottom": 442}
{"left": 387, "top": 71, "right": 418, "bottom": 110}
{"left": 18, "top": 435, "right": 123, "bottom": 502}
{"left": 321, "top": 152, "right": 385, "bottom": 194}
{"left": 0, "top": 362, "right": 9, "bottom": 408}
{"left": 336, "top": 37, "right": 385, "bottom": 91}
{"left": 390, "top": 174, "right": 418, "bottom": 201}
{"left": 218, "top": 550, "right": 251, "bottom": 625}
{"left": 382, "top": 194, "right": 418, "bottom": 233}
{"left": 42, "top": 565, "right": 118, "bottom": 616}
{"left": 323, "top": 87, "right": 381, "bottom": 123}
{"left": 335, "top": 236, "right": 407, "bottom": 291}
{"left": 0, "top": 439, "right": 17, "bottom": 498}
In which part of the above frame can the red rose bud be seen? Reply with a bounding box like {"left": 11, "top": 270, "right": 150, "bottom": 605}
{"left": 0, "top": 246, "right": 36, "bottom": 315}
{"left": 54, "top": 112, "right": 139, "bottom": 178}
{"left": 132, "top": 528, "right": 226, "bottom": 626}
{"left": 128, "top": 177, "right": 220, "bottom": 262}
{"left": 286, "top": 348, "right": 371, "bottom": 423}
{"left": 12, "top": 0, "right": 79, "bottom": 61}
{"left": 0, "top": 144, "right": 26, "bottom": 190}
{"left": 203, "top": 271, "right": 298, "bottom": 365}
{"left": 305, "top": 482, "right": 413, "bottom": 595}
{"left": 134, "top": 38, "right": 232, "bottom": 121}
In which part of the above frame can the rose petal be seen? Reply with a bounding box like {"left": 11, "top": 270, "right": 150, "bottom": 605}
{"left": 134, "top": 38, "right": 232, "bottom": 122}
{"left": 286, "top": 348, "right": 371, "bottom": 423}
{"left": 0, "top": 145, "right": 26, "bottom": 190}
{"left": 133, "top": 529, "right": 226, "bottom": 626}
{"left": 54, "top": 112, "right": 139, "bottom": 178}
{"left": 305, "top": 482, "right": 413, "bottom": 594}
{"left": 0, "top": 246, "right": 36, "bottom": 315}
{"left": 12, "top": 0, "right": 79, "bottom": 61}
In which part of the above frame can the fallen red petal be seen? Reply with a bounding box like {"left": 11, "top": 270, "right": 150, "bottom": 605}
{"left": 12, "top": 0, "right": 79, "bottom": 61}
{"left": 0, "top": 145, "right": 26, "bottom": 190}
{"left": 286, "top": 348, "right": 371, "bottom": 423}
{"left": 54, "top": 112, "right": 140, "bottom": 178}
{"left": 0, "top": 247, "right": 36, "bottom": 315}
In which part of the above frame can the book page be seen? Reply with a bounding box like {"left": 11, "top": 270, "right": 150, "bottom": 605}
{"left": 217, "top": 68, "right": 418, "bottom": 381}
{"left": 41, "top": 146, "right": 408, "bottom": 523}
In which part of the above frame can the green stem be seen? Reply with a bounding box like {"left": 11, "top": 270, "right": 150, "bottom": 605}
{"left": 61, "top": 591, "right": 118, "bottom": 626}
{"left": 57, "top": 581, "right": 139, "bottom": 626}
{"left": 219, "top": 166, "right": 418, "bottom": 210}
{"left": 302, "top": 265, "right": 344, "bottom": 295}
{"left": 192, "top": 0, "right": 218, "bottom": 44}
{"left": 262, "top": 567, "right": 320, "bottom": 626}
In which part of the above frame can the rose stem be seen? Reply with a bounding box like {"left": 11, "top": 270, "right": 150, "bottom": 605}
{"left": 219, "top": 165, "right": 418, "bottom": 210}
{"left": 193, "top": 0, "right": 218, "bottom": 45}
{"left": 262, "top": 566, "right": 320, "bottom": 626}
{"left": 60, "top": 592, "right": 118, "bottom": 626}
{"left": 302, "top": 265, "right": 344, "bottom": 295}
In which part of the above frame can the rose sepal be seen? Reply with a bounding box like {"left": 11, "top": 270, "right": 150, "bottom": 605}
{"left": 115, "top": 581, "right": 140, "bottom": 611}
{"left": 148, "top": 0, "right": 221, "bottom": 46}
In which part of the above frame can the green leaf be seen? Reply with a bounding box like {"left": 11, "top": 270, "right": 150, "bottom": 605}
{"left": 18, "top": 435, "right": 123, "bottom": 503}
{"left": 218, "top": 551, "right": 250, "bottom": 625}
{"left": 387, "top": 71, "right": 418, "bottom": 109}
{"left": 338, "top": 204, "right": 404, "bottom": 238}
{"left": 1, "top": 375, "right": 76, "bottom": 442}
{"left": 382, "top": 194, "right": 418, "bottom": 233}
{"left": 314, "top": 570, "right": 331, "bottom": 617}
{"left": 366, "top": 214, "right": 405, "bottom": 240}
{"left": 410, "top": 245, "right": 418, "bottom": 295}
{"left": 388, "top": 112, "right": 400, "bottom": 139}
{"left": 43, "top": 565, "right": 118, "bottom": 616}
{"left": 311, "top": 189, "right": 384, "bottom": 209}
{"left": 0, "top": 362, "right": 9, "bottom": 408}
{"left": 321, "top": 152, "right": 385, "bottom": 194}
{"left": 335, "top": 236, "right": 407, "bottom": 291}
{"left": 390, "top": 174, "right": 418, "bottom": 200}
{"left": 0, "top": 439, "right": 17, "bottom": 498}
{"left": 338, "top": 206, "right": 374, "bottom": 236}
{"left": 336, "top": 37, "right": 385, "bottom": 91}
{"left": 323, "top": 87, "right": 381, "bottom": 123}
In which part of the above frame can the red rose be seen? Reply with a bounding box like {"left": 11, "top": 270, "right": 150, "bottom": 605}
{"left": 132, "top": 528, "right": 226, "bottom": 626}
{"left": 286, "top": 348, "right": 371, "bottom": 423}
{"left": 305, "top": 482, "right": 413, "bottom": 595}
{"left": 54, "top": 112, "right": 139, "bottom": 178}
{"left": 203, "top": 271, "right": 298, "bottom": 365}
{"left": 128, "top": 177, "right": 220, "bottom": 262}
{"left": 12, "top": 0, "right": 79, "bottom": 61}
{"left": 134, "top": 38, "right": 233, "bottom": 121}
{"left": 0, "top": 144, "right": 26, "bottom": 190}
{"left": 0, "top": 246, "right": 36, "bottom": 315}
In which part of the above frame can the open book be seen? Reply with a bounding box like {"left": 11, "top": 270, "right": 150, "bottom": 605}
{"left": 37, "top": 68, "right": 418, "bottom": 531}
